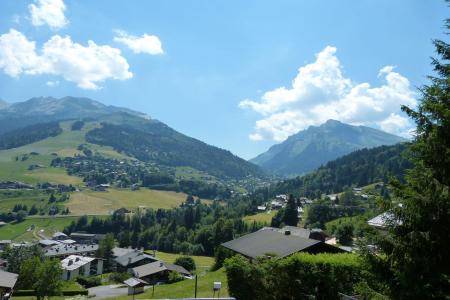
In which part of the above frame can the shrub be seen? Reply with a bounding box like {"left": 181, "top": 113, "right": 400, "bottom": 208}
{"left": 76, "top": 276, "right": 101, "bottom": 288}
{"left": 224, "top": 253, "right": 362, "bottom": 300}
{"left": 174, "top": 256, "right": 196, "bottom": 272}
{"left": 109, "top": 272, "right": 129, "bottom": 283}
{"left": 167, "top": 271, "right": 184, "bottom": 283}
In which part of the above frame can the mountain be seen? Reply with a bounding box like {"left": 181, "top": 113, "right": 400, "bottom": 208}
{"left": 0, "top": 99, "right": 9, "bottom": 109}
{"left": 251, "top": 119, "right": 407, "bottom": 176}
{"left": 0, "top": 96, "right": 147, "bottom": 134}
{"left": 0, "top": 96, "right": 263, "bottom": 179}
{"left": 264, "top": 142, "right": 412, "bottom": 199}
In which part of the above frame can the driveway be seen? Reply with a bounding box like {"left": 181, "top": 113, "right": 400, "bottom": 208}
{"left": 88, "top": 284, "right": 152, "bottom": 299}
{"left": 88, "top": 284, "right": 128, "bottom": 299}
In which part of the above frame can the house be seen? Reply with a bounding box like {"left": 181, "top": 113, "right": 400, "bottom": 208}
{"left": 70, "top": 232, "right": 105, "bottom": 244}
{"left": 270, "top": 200, "right": 284, "bottom": 209}
{"left": 221, "top": 227, "right": 343, "bottom": 260}
{"left": 0, "top": 270, "right": 18, "bottom": 300}
{"left": 44, "top": 243, "right": 98, "bottom": 258}
{"left": 131, "top": 261, "right": 191, "bottom": 283}
{"left": 114, "top": 249, "right": 158, "bottom": 272}
{"left": 367, "top": 211, "right": 400, "bottom": 230}
{"left": 124, "top": 278, "right": 148, "bottom": 295}
{"left": 257, "top": 205, "right": 266, "bottom": 211}
{"left": 61, "top": 255, "right": 103, "bottom": 281}
{"left": 52, "top": 232, "right": 68, "bottom": 240}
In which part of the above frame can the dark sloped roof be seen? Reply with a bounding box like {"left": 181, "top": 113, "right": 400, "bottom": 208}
{"left": 115, "top": 250, "right": 156, "bottom": 267}
{"left": 0, "top": 270, "right": 18, "bottom": 289}
{"left": 221, "top": 229, "right": 321, "bottom": 259}
{"left": 132, "top": 261, "right": 190, "bottom": 278}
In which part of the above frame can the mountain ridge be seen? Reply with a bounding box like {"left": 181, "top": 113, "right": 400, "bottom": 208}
{"left": 251, "top": 119, "right": 406, "bottom": 176}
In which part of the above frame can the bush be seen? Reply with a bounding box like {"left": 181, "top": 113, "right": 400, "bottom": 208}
{"left": 224, "top": 253, "right": 362, "bottom": 300}
{"left": 109, "top": 272, "right": 129, "bottom": 283}
{"left": 76, "top": 276, "right": 102, "bottom": 288}
{"left": 174, "top": 256, "right": 196, "bottom": 272}
{"left": 167, "top": 271, "right": 184, "bottom": 283}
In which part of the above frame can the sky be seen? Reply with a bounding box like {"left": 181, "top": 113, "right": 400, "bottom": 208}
{"left": 0, "top": 0, "right": 447, "bottom": 159}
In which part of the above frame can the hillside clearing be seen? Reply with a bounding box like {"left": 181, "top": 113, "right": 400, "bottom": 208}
{"left": 66, "top": 188, "right": 195, "bottom": 215}
{"left": 243, "top": 210, "right": 276, "bottom": 225}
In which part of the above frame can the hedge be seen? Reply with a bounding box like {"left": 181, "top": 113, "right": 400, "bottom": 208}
{"left": 224, "top": 253, "right": 362, "bottom": 300}
{"left": 14, "top": 289, "right": 88, "bottom": 296}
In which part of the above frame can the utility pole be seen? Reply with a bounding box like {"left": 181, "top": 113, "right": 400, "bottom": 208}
{"left": 194, "top": 275, "right": 198, "bottom": 298}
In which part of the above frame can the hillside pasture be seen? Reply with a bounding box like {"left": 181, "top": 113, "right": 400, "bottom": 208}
{"left": 66, "top": 188, "right": 193, "bottom": 215}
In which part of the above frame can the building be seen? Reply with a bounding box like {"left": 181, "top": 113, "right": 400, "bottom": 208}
{"left": 70, "top": 232, "right": 105, "bottom": 244}
{"left": 367, "top": 211, "right": 400, "bottom": 230}
{"left": 278, "top": 226, "right": 329, "bottom": 242}
{"left": 0, "top": 270, "right": 18, "bottom": 300}
{"left": 123, "top": 278, "right": 148, "bottom": 295}
{"left": 114, "top": 249, "right": 158, "bottom": 272}
{"left": 131, "top": 261, "right": 191, "bottom": 283}
{"left": 52, "top": 232, "right": 68, "bottom": 240}
{"left": 61, "top": 255, "right": 103, "bottom": 281}
{"left": 221, "top": 227, "right": 343, "bottom": 260}
{"left": 44, "top": 243, "right": 98, "bottom": 258}
{"left": 0, "top": 240, "right": 11, "bottom": 252}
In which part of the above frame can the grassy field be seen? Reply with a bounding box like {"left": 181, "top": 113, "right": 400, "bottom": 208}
{"left": 66, "top": 188, "right": 193, "bottom": 215}
{"left": 243, "top": 210, "right": 276, "bottom": 225}
{"left": 0, "top": 120, "right": 130, "bottom": 185}
{"left": 0, "top": 190, "right": 49, "bottom": 213}
{"left": 110, "top": 250, "right": 227, "bottom": 300}
{"left": 0, "top": 216, "right": 80, "bottom": 241}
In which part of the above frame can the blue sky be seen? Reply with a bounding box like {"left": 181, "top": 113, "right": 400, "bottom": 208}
{"left": 0, "top": 0, "right": 446, "bottom": 159}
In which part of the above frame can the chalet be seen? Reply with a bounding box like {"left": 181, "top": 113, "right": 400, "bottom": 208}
{"left": 52, "top": 232, "right": 68, "bottom": 240}
{"left": 0, "top": 240, "right": 11, "bottom": 251}
{"left": 131, "top": 261, "right": 191, "bottom": 283}
{"left": 0, "top": 181, "right": 33, "bottom": 190}
{"left": 0, "top": 270, "right": 18, "bottom": 300}
{"left": 270, "top": 200, "right": 284, "bottom": 209}
{"left": 257, "top": 205, "right": 266, "bottom": 211}
{"left": 61, "top": 255, "right": 103, "bottom": 280}
{"left": 367, "top": 211, "right": 400, "bottom": 230}
{"left": 221, "top": 227, "right": 342, "bottom": 260}
{"left": 114, "top": 249, "right": 158, "bottom": 272}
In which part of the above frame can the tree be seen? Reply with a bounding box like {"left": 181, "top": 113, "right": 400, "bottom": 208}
{"left": 35, "top": 258, "right": 63, "bottom": 300}
{"left": 174, "top": 256, "right": 196, "bottom": 272}
{"left": 336, "top": 223, "right": 354, "bottom": 246}
{"left": 97, "top": 233, "right": 115, "bottom": 271}
{"left": 4, "top": 245, "right": 43, "bottom": 273}
{"left": 362, "top": 21, "right": 450, "bottom": 299}
{"left": 283, "top": 194, "right": 299, "bottom": 226}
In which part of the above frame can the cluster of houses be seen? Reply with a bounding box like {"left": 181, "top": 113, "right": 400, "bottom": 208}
{"left": 0, "top": 231, "right": 192, "bottom": 298}
{"left": 0, "top": 181, "right": 33, "bottom": 190}
{"left": 257, "top": 194, "right": 313, "bottom": 220}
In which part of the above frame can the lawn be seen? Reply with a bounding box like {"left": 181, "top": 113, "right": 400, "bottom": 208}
{"left": 147, "top": 250, "right": 215, "bottom": 273}
{"left": 66, "top": 188, "right": 194, "bottom": 215}
{"left": 0, "top": 190, "right": 49, "bottom": 213}
{"left": 243, "top": 210, "right": 276, "bottom": 225}
{"left": 0, "top": 216, "right": 80, "bottom": 241}
{"left": 108, "top": 267, "right": 228, "bottom": 300}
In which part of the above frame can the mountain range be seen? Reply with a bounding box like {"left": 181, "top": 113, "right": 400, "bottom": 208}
{"left": 251, "top": 119, "right": 406, "bottom": 176}
{"left": 0, "top": 97, "right": 262, "bottom": 180}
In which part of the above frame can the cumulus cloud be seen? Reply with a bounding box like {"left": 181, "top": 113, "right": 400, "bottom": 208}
{"left": 239, "top": 46, "right": 416, "bottom": 141}
{"left": 29, "top": 0, "right": 68, "bottom": 30}
{"left": 0, "top": 29, "right": 132, "bottom": 89}
{"left": 114, "top": 30, "right": 164, "bottom": 55}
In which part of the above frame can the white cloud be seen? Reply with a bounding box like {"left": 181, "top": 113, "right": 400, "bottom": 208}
{"left": 114, "top": 30, "right": 164, "bottom": 55}
{"left": 46, "top": 80, "right": 59, "bottom": 87}
{"left": 0, "top": 29, "right": 132, "bottom": 89}
{"left": 239, "top": 46, "right": 417, "bottom": 141}
{"left": 29, "top": 0, "right": 68, "bottom": 30}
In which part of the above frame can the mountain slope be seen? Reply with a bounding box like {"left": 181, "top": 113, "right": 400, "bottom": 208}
{"left": 251, "top": 120, "right": 406, "bottom": 176}
{"left": 0, "top": 97, "right": 263, "bottom": 180}
{"left": 0, "top": 96, "right": 146, "bottom": 134}
{"left": 266, "top": 142, "right": 413, "bottom": 198}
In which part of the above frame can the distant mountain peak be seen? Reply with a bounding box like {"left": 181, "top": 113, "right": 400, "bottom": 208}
{"left": 251, "top": 120, "right": 406, "bottom": 176}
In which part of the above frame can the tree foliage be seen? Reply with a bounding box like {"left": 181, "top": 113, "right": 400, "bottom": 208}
{"left": 362, "top": 22, "right": 450, "bottom": 299}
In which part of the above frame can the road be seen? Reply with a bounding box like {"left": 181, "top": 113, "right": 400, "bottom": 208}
{"left": 88, "top": 284, "right": 152, "bottom": 299}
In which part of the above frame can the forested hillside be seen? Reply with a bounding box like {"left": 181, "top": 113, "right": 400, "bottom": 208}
{"left": 86, "top": 122, "right": 264, "bottom": 179}
{"left": 267, "top": 143, "right": 412, "bottom": 198}
{"left": 0, "top": 122, "right": 62, "bottom": 150}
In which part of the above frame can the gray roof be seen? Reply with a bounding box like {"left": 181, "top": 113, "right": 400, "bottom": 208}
{"left": 124, "top": 277, "right": 148, "bottom": 287}
{"left": 221, "top": 228, "right": 321, "bottom": 259}
{"left": 44, "top": 243, "right": 98, "bottom": 257}
{"left": 112, "top": 247, "right": 136, "bottom": 258}
{"left": 114, "top": 250, "right": 156, "bottom": 267}
{"left": 132, "top": 261, "right": 190, "bottom": 278}
{"left": 279, "top": 226, "right": 311, "bottom": 238}
{"left": 0, "top": 270, "right": 18, "bottom": 289}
